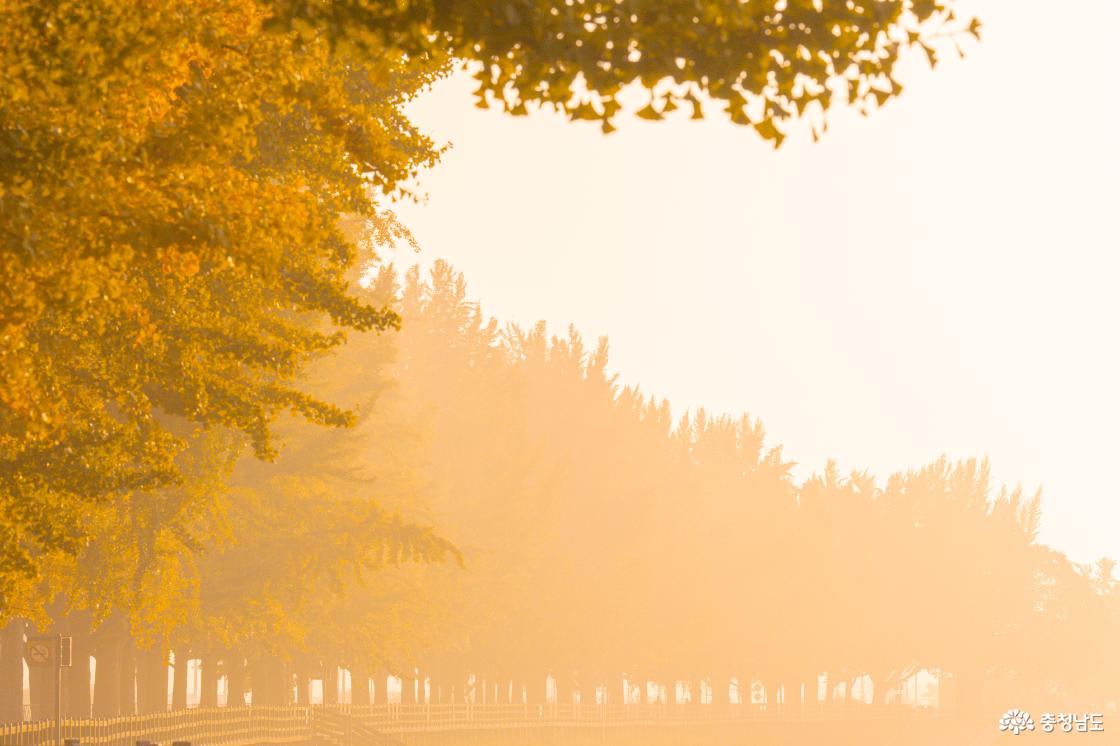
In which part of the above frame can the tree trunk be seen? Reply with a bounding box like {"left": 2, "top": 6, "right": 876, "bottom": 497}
{"left": 199, "top": 656, "right": 217, "bottom": 709}
{"left": 292, "top": 669, "right": 306, "bottom": 705}
{"left": 764, "top": 679, "right": 780, "bottom": 713}
{"left": 117, "top": 634, "right": 136, "bottom": 716}
{"left": 276, "top": 659, "right": 290, "bottom": 706}
{"left": 868, "top": 672, "right": 883, "bottom": 707}
{"left": 65, "top": 629, "right": 93, "bottom": 719}
{"left": 401, "top": 669, "right": 416, "bottom": 705}
{"left": 92, "top": 631, "right": 121, "bottom": 717}
{"left": 227, "top": 657, "right": 246, "bottom": 707}
{"left": 370, "top": 668, "right": 386, "bottom": 705}
{"left": 323, "top": 664, "right": 339, "bottom": 705}
{"left": 340, "top": 668, "right": 352, "bottom": 704}
{"left": 710, "top": 676, "right": 727, "bottom": 705}
{"left": 29, "top": 657, "right": 51, "bottom": 721}
{"left": 0, "top": 620, "right": 26, "bottom": 722}
{"left": 801, "top": 674, "right": 816, "bottom": 715}
{"left": 171, "top": 651, "right": 188, "bottom": 710}
{"left": 460, "top": 670, "right": 472, "bottom": 705}
{"left": 351, "top": 667, "right": 371, "bottom": 705}
{"left": 249, "top": 656, "right": 285, "bottom": 706}
{"left": 136, "top": 647, "right": 168, "bottom": 714}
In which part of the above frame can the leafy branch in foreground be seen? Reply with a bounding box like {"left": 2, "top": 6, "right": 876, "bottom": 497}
{"left": 265, "top": 0, "right": 980, "bottom": 143}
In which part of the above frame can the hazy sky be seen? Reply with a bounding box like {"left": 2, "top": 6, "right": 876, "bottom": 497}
{"left": 393, "top": 0, "right": 1119, "bottom": 564}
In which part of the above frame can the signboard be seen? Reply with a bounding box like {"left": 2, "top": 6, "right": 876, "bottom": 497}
{"left": 24, "top": 635, "right": 71, "bottom": 667}
{"left": 26, "top": 636, "right": 54, "bottom": 667}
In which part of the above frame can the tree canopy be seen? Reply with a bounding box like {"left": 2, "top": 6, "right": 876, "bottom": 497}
{"left": 0, "top": 1, "right": 442, "bottom": 609}
{"left": 267, "top": 0, "right": 980, "bottom": 140}
{"left": 1, "top": 0, "right": 979, "bottom": 612}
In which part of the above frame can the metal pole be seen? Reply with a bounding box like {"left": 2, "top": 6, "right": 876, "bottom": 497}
{"left": 55, "top": 633, "right": 62, "bottom": 746}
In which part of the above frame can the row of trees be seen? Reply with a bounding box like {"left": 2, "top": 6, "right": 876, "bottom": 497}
{"left": 4, "top": 262, "right": 1115, "bottom": 722}
{"left": 8, "top": 0, "right": 1079, "bottom": 731}
{"left": 1, "top": 0, "right": 977, "bottom": 641}
{"left": 382, "top": 263, "right": 1119, "bottom": 715}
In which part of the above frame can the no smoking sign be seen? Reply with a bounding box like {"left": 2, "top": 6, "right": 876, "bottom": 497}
{"left": 26, "top": 637, "right": 54, "bottom": 667}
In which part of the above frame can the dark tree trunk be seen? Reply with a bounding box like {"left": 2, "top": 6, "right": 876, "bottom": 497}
{"left": 199, "top": 656, "right": 217, "bottom": 709}
{"left": 0, "top": 620, "right": 26, "bottom": 722}
{"left": 351, "top": 667, "right": 370, "bottom": 705}
{"left": 401, "top": 669, "right": 416, "bottom": 705}
{"left": 292, "top": 669, "right": 306, "bottom": 705}
{"left": 251, "top": 656, "right": 286, "bottom": 706}
{"left": 323, "top": 664, "right": 338, "bottom": 705}
{"left": 274, "top": 667, "right": 287, "bottom": 706}
{"left": 65, "top": 629, "right": 93, "bottom": 719}
{"left": 136, "top": 647, "right": 168, "bottom": 714}
{"left": 227, "top": 657, "right": 246, "bottom": 707}
{"left": 455, "top": 669, "right": 468, "bottom": 705}
{"left": 117, "top": 634, "right": 136, "bottom": 716}
{"left": 171, "top": 652, "right": 188, "bottom": 710}
{"left": 92, "top": 629, "right": 121, "bottom": 717}
{"left": 29, "top": 658, "right": 50, "bottom": 721}
{"left": 370, "top": 668, "right": 386, "bottom": 705}
{"left": 292, "top": 657, "right": 314, "bottom": 705}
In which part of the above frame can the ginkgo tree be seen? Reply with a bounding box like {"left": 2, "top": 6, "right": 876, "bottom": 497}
{"left": 0, "top": 1, "right": 443, "bottom": 613}
{"left": 1, "top": 0, "right": 979, "bottom": 617}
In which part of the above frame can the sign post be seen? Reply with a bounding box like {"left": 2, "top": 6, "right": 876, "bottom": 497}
{"left": 26, "top": 634, "right": 71, "bottom": 746}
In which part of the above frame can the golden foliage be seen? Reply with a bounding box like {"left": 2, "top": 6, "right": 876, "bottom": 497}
{"left": 0, "top": 0, "right": 443, "bottom": 609}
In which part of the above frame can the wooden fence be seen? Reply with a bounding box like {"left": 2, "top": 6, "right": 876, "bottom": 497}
{"left": 0, "top": 706, "right": 310, "bottom": 746}
{"left": 1, "top": 702, "right": 939, "bottom": 745}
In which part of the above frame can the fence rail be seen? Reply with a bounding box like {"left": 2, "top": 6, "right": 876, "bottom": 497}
{"left": 0, "top": 707, "right": 309, "bottom": 746}
{"left": 1, "top": 702, "right": 938, "bottom": 745}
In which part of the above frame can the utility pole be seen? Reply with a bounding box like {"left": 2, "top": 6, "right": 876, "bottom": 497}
{"left": 56, "top": 634, "right": 62, "bottom": 746}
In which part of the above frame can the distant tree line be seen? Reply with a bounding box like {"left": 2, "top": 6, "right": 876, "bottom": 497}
{"left": 2, "top": 261, "right": 1115, "bottom": 722}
